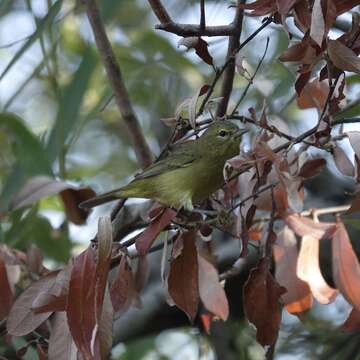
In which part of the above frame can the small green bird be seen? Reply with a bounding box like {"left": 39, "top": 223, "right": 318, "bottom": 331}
{"left": 80, "top": 122, "right": 247, "bottom": 210}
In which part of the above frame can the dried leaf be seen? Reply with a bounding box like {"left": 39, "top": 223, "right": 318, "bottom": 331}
{"left": 188, "top": 85, "right": 210, "bottom": 129}
{"left": 7, "top": 271, "right": 60, "bottom": 336}
{"left": 298, "top": 158, "right": 326, "bottom": 178}
{"left": 97, "top": 286, "right": 113, "bottom": 359}
{"left": 285, "top": 214, "right": 336, "bottom": 239}
{"left": 66, "top": 247, "right": 99, "bottom": 359}
{"left": 297, "top": 79, "right": 329, "bottom": 110}
{"left": 341, "top": 308, "right": 360, "bottom": 332}
{"left": 178, "top": 37, "right": 213, "bottom": 65}
{"left": 135, "top": 208, "right": 177, "bottom": 256}
{"left": 273, "top": 227, "right": 313, "bottom": 314}
{"left": 0, "top": 257, "right": 13, "bottom": 321}
{"left": 48, "top": 312, "right": 77, "bottom": 360}
{"left": 347, "top": 191, "right": 360, "bottom": 214}
{"left": 168, "top": 231, "right": 199, "bottom": 321}
{"left": 244, "top": 258, "right": 286, "bottom": 346}
{"left": 310, "top": 0, "right": 325, "bottom": 46}
{"left": 332, "top": 221, "right": 360, "bottom": 311}
{"left": 297, "top": 234, "right": 337, "bottom": 304}
{"left": 238, "top": 0, "right": 276, "bottom": 16}
{"left": 110, "top": 256, "right": 135, "bottom": 315}
{"left": 328, "top": 39, "right": 360, "bottom": 73}
{"left": 198, "top": 255, "right": 229, "bottom": 321}
{"left": 276, "top": 0, "right": 297, "bottom": 15}
{"left": 27, "top": 244, "right": 44, "bottom": 275}
{"left": 333, "top": 145, "right": 355, "bottom": 177}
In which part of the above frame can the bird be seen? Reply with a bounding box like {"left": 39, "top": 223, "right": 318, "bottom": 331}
{"left": 79, "top": 121, "right": 247, "bottom": 211}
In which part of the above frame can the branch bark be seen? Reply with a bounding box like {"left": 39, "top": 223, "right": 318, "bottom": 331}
{"left": 155, "top": 23, "right": 236, "bottom": 37}
{"left": 217, "top": 0, "right": 246, "bottom": 117}
{"left": 83, "top": 0, "right": 153, "bottom": 168}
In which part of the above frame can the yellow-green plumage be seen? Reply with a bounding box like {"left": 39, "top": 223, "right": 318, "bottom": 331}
{"left": 80, "top": 122, "right": 246, "bottom": 210}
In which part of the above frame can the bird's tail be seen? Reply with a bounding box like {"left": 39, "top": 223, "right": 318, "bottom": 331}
{"left": 79, "top": 189, "right": 124, "bottom": 209}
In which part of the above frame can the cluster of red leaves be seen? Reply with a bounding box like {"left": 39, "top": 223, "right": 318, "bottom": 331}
{"left": 241, "top": 0, "right": 360, "bottom": 116}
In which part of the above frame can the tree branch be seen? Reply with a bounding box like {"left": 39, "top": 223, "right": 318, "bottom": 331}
{"left": 216, "top": 0, "right": 245, "bottom": 117}
{"left": 83, "top": 0, "right": 153, "bottom": 168}
{"left": 147, "top": 0, "right": 172, "bottom": 23}
{"left": 155, "top": 23, "right": 236, "bottom": 37}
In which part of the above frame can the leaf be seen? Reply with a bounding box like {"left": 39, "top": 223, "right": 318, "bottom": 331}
{"left": 347, "top": 131, "right": 360, "bottom": 158}
{"left": 310, "top": 0, "right": 325, "bottom": 46}
{"left": 333, "top": 145, "right": 355, "bottom": 177}
{"left": 188, "top": 85, "right": 210, "bottom": 129}
{"left": 0, "top": 113, "right": 52, "bottom": 213}
{"left": 341, "top": 308, "right": 360, "bottom": 332}
{"left": 0, "top": 1, "right": 62, "bottom": 81}
{"left": 168, "top": 231, "right": 199, "bottom": 321}
{"left": 285, "top": 214, "right": 336, "bottom": 239}
{"left": 332, "top": 221, "right": 360, "bottom": 311}
{"left": 297, "top": 79, "right": 329, "bottom": 110}
{"left": 135, "top": 208, "right": 177, "bottom": 256}
{"left": 244, "top": 258, "right": 286, "bottom": 346}
{"left": 238, "top": 0, "right": 276, "bottom": 16}
{"left": 110, "top": 256, "right": 135, "bottom": 315}
{"left": 46, "top": 48, "right": 97, "bottom": 162}
{"left": 7, "top": 271, "right": 60, "bottom": 336}
{"left": 0, "top": 257, "right": 13, "bottom": 321}
{"left": 328, "top": 39, "right": 360, "bottom": 73}
{"left": 276, "top": 0, "right": 297, "bottom": 15}
{"left": 198, "top": 255, "right": 229, "bottom": 321}
{"left": 178, "top": 37, "right": 213, "bottom": 66}
{"left": 66, "top": 247, "right": 98, "bottom": 359}
{"left": 297, "top": 234, "right": 337, "bottom": 304}
{"left": 97, "top": 286, "right": 113, "bottom": 360}
{"left": 273, "top": 227, "right": 313, "bottom": 314}
{"left": 298, "top": 158, "right": 326, "bottom": 178}
{"left": 48, "top": 312, "right": 78, "bottom": 360}
{"left": 347, "top": 192, "right": 360, "bottom": 214}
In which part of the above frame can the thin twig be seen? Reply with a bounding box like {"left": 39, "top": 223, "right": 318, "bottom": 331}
{"left": 147, "top": 0, "right": 172, "bottom": 23}
{"left": 200, "top": 0, "right": 205, "bottom": 30}
{"left": 155, "top": 23, "right": 236, "bottom": 37}
{"left": 231, "top": 37, "right": 269, "bottom": 115}
{"left": 83, "top": 0, "right": 153, "bottom": 168}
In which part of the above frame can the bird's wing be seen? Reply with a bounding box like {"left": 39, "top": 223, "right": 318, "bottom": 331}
{"left": 135, "top": 143, "right": 198, "bottom": 179}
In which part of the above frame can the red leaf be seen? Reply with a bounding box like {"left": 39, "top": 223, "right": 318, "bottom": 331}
{"left": 0, "top": 257, "right": 13, "bottom": 321}
{"left": 48, "top": 312, "right": 78, "bottom": 360}
{"left": 168, "top": 231, "right": 199, "bottom": 321}
{"left": 97, "top": 286, "right": 113, "bottom": 359}
{"left": 285, "top": 214, "right": 336, "bottom": 239}
{"left": 273, "top": 227, "right": 313, "bottom": 314}
{"left": 238, "top": 0, "right": 277, "bottom": 16}
{"left": 136, "top": 208, "right": 177, "bottom": 256}
{"left": 328, "top": 39, "right": 360, "bottom": 73}
{"left": 298, "top": 158, "right": 326, "bottom": 178}
{"left": 276, "top": 0, "right": 297, "bottom": 15}
{"left": 110, "top": 256, "right": 135, "bottom": 315}
{"left": 333, "top": 145, "right": 355, "bottom": 177}
{"left": 297, "top": 79, "right": 329, "bottom": 110}
{"left": 341, "top": 308, "right": 360, "bottom": 332}
{"left": 198, "top": 255, "right": 229, "bottom": 321}
{"left": 66, "top": 247, "right": 99, "bottom": 359}
{"left": 195, "top": 38, "right": 213, "bottom": 66}
{"left": 332, "top": 221, "right": 360, "bottom": 310}
{"left": 297, "top": 234, "right": 337, "bottom": 304}
{"left": 244, "top": 258, "right": 286, "bottom": 346}
{"left": 7, "top": 271, "right": 60, "bottom": 336}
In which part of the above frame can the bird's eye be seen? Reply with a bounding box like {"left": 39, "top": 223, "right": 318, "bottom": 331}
{"left": 218, "top": 130, "right": 227, "bottom": 137}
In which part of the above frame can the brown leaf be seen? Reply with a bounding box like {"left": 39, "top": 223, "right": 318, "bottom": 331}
{"left": 168, "top": 231, "right": 199, "bottom": 321}
{"left": 110, "top": 256, "right": 135, "bottom": 315}
{"left": 136, "top": 208, "right": 177, "bottom": 256}
{"left": 333, "top": 145, "right": 355, "bottom": 177}
{"left": 178, "top": 37, "right": 213, "bottom": 65}
{"left": 341, "top": 308, "right": 360, "bottom": 332}
{"left": 27, "top": 244, "right": 44, "bottom": 275}
{"left": 66, "top": 247, "right": 99, "bottom": 359}
{"left": 198, "top": 255, "right": 229, "bottom": 321}
{"left": 332, "top": 221, "right": 360, "bottom": 310}
{"left": 298, "top": 158, "right": 326, "bottom": 178}
{"left": 7, "top": 271, "right": 60, "bottom": 336}
{"left": 276, "top": 0, "right": 297, "bottom": 15}
{"left": 297, "top": 79, "right": 329, "bottom": 110}
{"left": 285, "top": 214, "right": 336, "bottom": 239}
{"left": 328, "top": 39, "right": 360, "bottom": 73}
{"left": 310, "top": 0, "right": 325, "bottom": 46}
{"left": 238, "top": 0, "right": 276, "bottom": 16}
{"left": 0, "top": 257, "right": 13, "bottom": 321}
{"left": 48, "top": 312, "right": 78, "bottom": 360}
{"left": 97, "top": 286, "right": 113, "bottom": 359}
{"left": 188, "top": 85, "right": 210, "bottom": 128}
{"left": 60, "top": 187, "right": 96, "bottom": 225}
{"left": 279, "top": 41, "right": 317, "bottom": 65}
{"left": 297, "top": 234, "right": 337, "bottom": 304}
{"left": 244, "top": 258, "right": 286, "bottom": 346}
{"left": 273, "top": 227, "right": 313, "bottom": 314}
{"left": 347, "top": 191, "right": 360, "bottom": 214}
{"left": 347, "top": 131, "right": 360, "bottom": 158}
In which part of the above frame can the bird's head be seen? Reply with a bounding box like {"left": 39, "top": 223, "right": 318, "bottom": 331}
{"left": 200, "top": 121, "right": 247, "bottom": 159}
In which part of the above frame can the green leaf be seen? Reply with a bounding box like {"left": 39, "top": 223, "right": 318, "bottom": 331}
{"left": 0, "top": 0, "right": 62, "bottom": 81}
{"left": 46, "top": 47, "right": 97, "bottom": 163}
{"left": 0, "top": 113, "right": 52, "bottom": 212}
